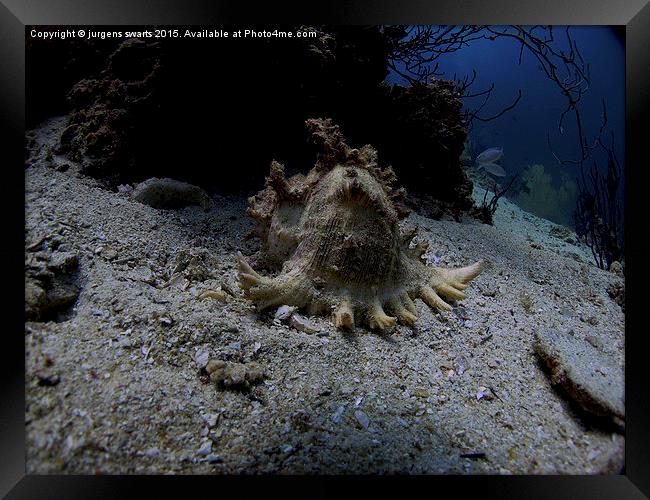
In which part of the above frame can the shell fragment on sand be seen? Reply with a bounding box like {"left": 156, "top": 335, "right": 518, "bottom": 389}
{"left": 198, "top": 289, "right": 229, "bottom": 302}
{"left": 289, "top": 314, "right": 319, "bottom": 334}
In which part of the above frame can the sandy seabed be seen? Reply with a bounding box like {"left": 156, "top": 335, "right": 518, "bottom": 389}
{"left": 25, "top": 118, "right": 624, "bottom": 474}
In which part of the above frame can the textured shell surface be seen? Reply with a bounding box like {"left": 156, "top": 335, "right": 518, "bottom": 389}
{"left": 238, "top": 118, "right": 485, "bottom": 331}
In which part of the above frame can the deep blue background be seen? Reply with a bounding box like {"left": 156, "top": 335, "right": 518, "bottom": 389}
{"left": 387, "top": 26, "right": 625, "bottom": 196}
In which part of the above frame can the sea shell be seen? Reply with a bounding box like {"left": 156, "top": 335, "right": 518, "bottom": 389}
{"left": 237, "top": 118, "right": 484, "bottom": 330}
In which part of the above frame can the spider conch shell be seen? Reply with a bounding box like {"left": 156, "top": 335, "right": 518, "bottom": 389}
{"left": 238, "top": 118, "right": 484, "bottom": 331}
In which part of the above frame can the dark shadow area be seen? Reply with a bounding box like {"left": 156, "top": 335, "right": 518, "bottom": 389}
{"left": 26, "top": 26, "right": 476, "bottom": 219}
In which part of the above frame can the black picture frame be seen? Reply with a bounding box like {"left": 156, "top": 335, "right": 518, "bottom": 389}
{"left": 3, "top": 0, "right": 648, "bottom": 497}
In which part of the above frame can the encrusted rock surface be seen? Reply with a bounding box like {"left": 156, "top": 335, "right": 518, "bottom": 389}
{"left": 131, "top": 177, "right": 212, "bottom": 210}
{"left": 206, "top": 359, "right": 266, "bottom": 389}
{"left": 534, "top": 328, "right": 624, "bottom": 424}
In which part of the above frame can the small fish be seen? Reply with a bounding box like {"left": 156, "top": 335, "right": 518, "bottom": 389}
{"left": 478, "top": 162, "right": 507, "bottom": 177}
{"left": 475, "top": 147, "right": 504, "bottom": 165}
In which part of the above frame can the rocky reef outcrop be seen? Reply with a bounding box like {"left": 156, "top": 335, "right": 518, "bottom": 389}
{"left": 27, "top": 26, "right": 478, "bottom": 219}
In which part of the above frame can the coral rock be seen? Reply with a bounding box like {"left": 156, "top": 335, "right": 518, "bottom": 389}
{"left": 131, "top": 177, "right": 212, "bottom": 210}
{"left": 206, "top": 359, "right": 266, "bottom": 389}
{"left": 534, "top": 328, "right": 624, "bottom": 426}
{"left": 237, "top": 118, "right": 484, "bottom": 331}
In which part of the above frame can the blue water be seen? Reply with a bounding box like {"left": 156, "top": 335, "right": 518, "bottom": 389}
{"left": 386, "top": 26, "right": 625, "bottom": 224}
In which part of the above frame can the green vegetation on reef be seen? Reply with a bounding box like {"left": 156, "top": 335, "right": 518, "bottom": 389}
{"left": 515, "top": 164, "right": 577, "bottom": 227}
